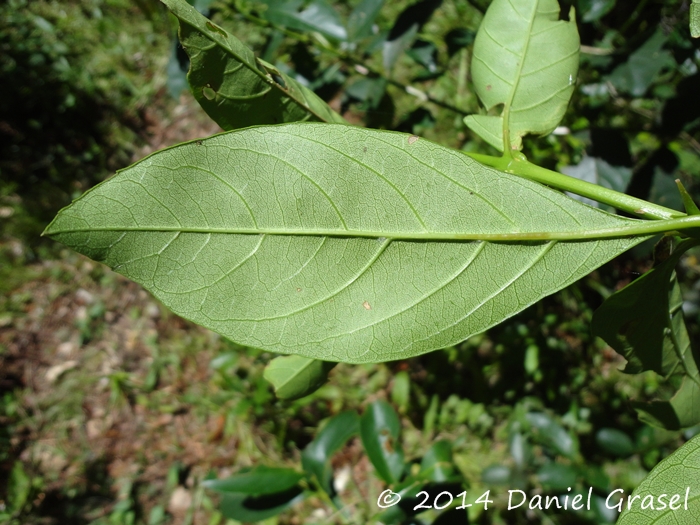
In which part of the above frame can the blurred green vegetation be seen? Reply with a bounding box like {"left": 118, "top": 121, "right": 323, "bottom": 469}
{"left": 1, "top": 0, "right": 700, "bottom": 523}
{"left": 0, "top": 0, "right": 169, "bottom": 244}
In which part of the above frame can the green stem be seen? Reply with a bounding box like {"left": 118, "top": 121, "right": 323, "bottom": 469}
{"left": 465, "top": 152, "right": 686, "bottom": 221}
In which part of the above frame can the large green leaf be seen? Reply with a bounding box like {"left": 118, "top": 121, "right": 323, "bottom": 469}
{"left": 45, "top": 123, "right": 647, "bottom": 364}
{"left": 592, "top": 239, "right": 700, "bottom": 430}
{"left": 161, "top": 0, "right": 346, "bottom": 131}
{"left": 465, "top": 0, "right": 579, "bottom": 151}
{"left": 616, "top": 434, "right": 700, "bottom": 524}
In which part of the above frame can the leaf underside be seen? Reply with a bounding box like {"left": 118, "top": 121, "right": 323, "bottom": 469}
{"left": 465, "top": 0, "right": 579, "bottom": 151}
{"left": 617, "top": 433, "right": 700, "bottom": 524}
{"left": 162, "top": 0, "right": 346, "bottom": 131}
{"left": 45, "top": 123, "right": 646, "bottom": 364}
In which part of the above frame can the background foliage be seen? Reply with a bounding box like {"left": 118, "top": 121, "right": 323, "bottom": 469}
{"left": 1, "top": 0, "right": 699, "bottom": 523}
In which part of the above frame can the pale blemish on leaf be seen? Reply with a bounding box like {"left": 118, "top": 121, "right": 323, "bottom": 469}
{"left": 363, "top": 301, "right": 372, "bottom": 310}
{"left": 408, "top": 135, "right": 419, "bottom": 145}
{"left": 202, "top": 86, "right": 216, "bottom": 100}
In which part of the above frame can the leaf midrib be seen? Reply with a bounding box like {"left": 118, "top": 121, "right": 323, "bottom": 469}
{"left": 501, "top": 0, "right": 539, "bottom": 147}
{"left": 50, "top": 218, "right": 696, "bottom": 241}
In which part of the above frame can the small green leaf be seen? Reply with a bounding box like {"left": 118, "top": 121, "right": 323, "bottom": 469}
{"left": 595, "top": 428, "right": 636, "bottom": 457}
{"left": 692, "top": 0, "right": 700, "bottom": 38}
{"left": 219, "top": 490, "right": 304, "bottom": 523}
{"left": 161, "top": 0, "right": 346, "bottom": 131}
{"left": 302, "top": 411, "right": 360, "bottom": 494}
{"left": 263, "top": 355, "right": 335, "bottom": 400}
{"left": 592, "top": 239, "right": 698, "bottom": 377}
{"left": 263, "top": 0, "right": 347, "bottom": 41}
{"left": 347, "top": 0, "right": 384, "bottom": 42}
{"left": 383, "top": 23, "right": 418, "bottom": 71}
{"left": 509, "top": 430, "right": 530, "bottom": 469}
{"left": 465, "top": 0, "right": 580, "bottom": 151}
{"left": 418, "top": 440, "right": 459, "bottom": 483}
{"left": 561, "top": 157, "right": 632, "bottom": 211}
{"left": 616, "top": 434, "right": 700, "bottom": 524}
{"left": 360, "top": 400, "right": 405, "bottom": 484}
{"left": 390, "top": 370, "right": 410, "bottom": 412}
{"left": 675, "top": 179, "right": 700, "bottom": 216}
{"left": 481, "top": 465, "right": 512, "bottom": 485}
{"left": 606, "top": 31, "right": 675, "bottom": 97}
{"left": 536, "top": 463, "right": 578, "bottom": 491}
{"left": 7, "top": 461, "right": 31, "bottom": 514}
{"left": 634, "top": 375, "right": 700, "bottom": 431}
{"left": 345, "top": 77, "right": 387, "bottom": 109}
{"left": 525, "top": 412, "right": 577, "bottom": 458}
{"left": 202, "top": 465, "right": 304, "bottom": 495}
{"left": 578, "top": 0, "right": 615, "bottom": 23}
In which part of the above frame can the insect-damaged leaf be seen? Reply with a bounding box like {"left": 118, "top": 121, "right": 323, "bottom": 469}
{"left": 45, "top": 123, "right": 646, "bottom": 364}
{"left": 360, "top": 401, "right": 404, "bottom": 483}
{"left": 301, "top": 410, "right": 359, "bottom": 494}
{"left": 162, "top": 0, "right": 346, "bottom": 131}
{"left": 592, "top": 239, "right": 700, "bottom": 430}
{"left": 465, "top": 0, "right": 579, "bottom": 151}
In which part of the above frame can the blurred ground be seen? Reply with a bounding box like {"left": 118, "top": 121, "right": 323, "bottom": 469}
{"left": 2, "top": 0, "right": 700, "bottom": 524}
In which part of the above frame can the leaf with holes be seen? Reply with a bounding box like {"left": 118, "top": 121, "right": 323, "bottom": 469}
{"left": 162, "top": 0, "right": 346, "bottom": 131}
{"left": 592, "top": 239, "right": 700, "bottom": 429}
{"left": 464, "top": 0, "right": 579, "bottom": 151}
{"left": 44, "top": 123, "right": 648, "bottom": 364}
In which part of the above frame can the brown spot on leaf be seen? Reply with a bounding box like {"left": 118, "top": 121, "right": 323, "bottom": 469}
{"left": 296, "top": 287, "right": 302, "bottom": 292}
{"left": 486, "top": 84, "right": 492, "bottom": 91}
{"left": 381, "top": 431, "right": 394, "bottom": 453}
